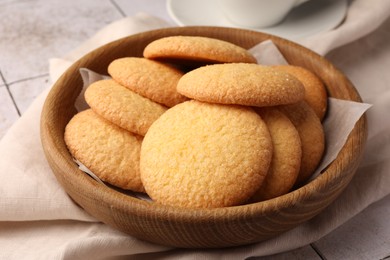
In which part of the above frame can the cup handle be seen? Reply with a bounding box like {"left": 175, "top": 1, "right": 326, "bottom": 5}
{"left": 294, "top": 0, "right": 310, "bottom": 7}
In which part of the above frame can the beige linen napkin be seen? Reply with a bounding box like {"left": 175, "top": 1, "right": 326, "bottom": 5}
{"left": 1, "top": 1, "right": 390, "bottom": 259}
{"left": 298, "top": 0, "right": 390, "bottom": 55}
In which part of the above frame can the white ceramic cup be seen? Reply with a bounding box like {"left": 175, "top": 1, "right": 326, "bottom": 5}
{"left": 218, "top": 0, "right": 310, "bottom": 28}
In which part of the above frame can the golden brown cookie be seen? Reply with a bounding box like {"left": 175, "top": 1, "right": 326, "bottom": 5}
{"left": 140, "top": 100, "right": 273, "bottom": 208}
{"left": 273, "top": 65, "right": 328, "bottom": 120}
{"left": 279, "top": 101, "right": 325, "bottom": 186}
{"left": 85, "top": 79, "right": 167, "bottom": 136}
{"left": 177, "top": 63, "right": 305, "bottom": 107}
{"left": 143, "top": 35, "right": 257, "bottom": 65}
{"left": 251, "top": 107, "right": 301, "bottom": 201}
{"left": 64, "top": 109, "right": 144, "bottom": 192}
{"left": 108, "top": 57, "right": 187, "bottom": 107}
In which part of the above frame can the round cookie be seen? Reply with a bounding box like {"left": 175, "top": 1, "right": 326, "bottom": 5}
{"left": 279, "top": 101, "right": 325, "bottom": 186}
{"left": 140, "top": 100, "right": 273, "bottom": 208}
{"left": 143, "top": 35, "right": 257, "bottom": 65}
{"left": 177, "top": 63, "right": 305, "bottom": 107}
{"left": 108, "top": 57, "right": 187, "bottom": 107}
{"left": 64, "top": 109, "right": 144, "bottom": 192}
{"left": 273, "top": 65, "right": 328, "bottom": 120}
{"left": 85, "top": 79, "right": 167, "bottom": 136}
{"left": 251, "top": 107, "right": 302, "bottom": 201}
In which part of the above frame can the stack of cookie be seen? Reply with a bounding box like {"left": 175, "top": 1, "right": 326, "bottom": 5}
{"left": 64, "top": 36, "right": 327, "bottom": 209}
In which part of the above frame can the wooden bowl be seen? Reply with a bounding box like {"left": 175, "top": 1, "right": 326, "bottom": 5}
{"left": 40, "top": 27, "right": 367, "bottom": 248}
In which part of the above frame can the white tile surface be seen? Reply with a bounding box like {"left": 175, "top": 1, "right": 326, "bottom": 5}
{"left": 0, "top": 0, "right": 122, "bottom": 83}
{"left": 0, "top": 86, "right": 20, "bottom": 140}
{"left": 9, "top": 76, "right": 50, "bottom": 115}
{"left": 313, "top": 194, "right": 390, "bottom": 259}
{"left": 113, "top": 0, "right": 174, "bottom": 24}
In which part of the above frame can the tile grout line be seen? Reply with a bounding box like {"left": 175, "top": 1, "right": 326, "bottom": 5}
{"left": 6, "top": 73, "right": 49, "bottom": 87}
{"left": 0, "top": 70, "right": 21, "bottom": 117}
{"left": 310, "top": 243, "right": 327, "bottom": 260}
{"left": 109, "top": 0, "right": 126, "bottom": 17}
